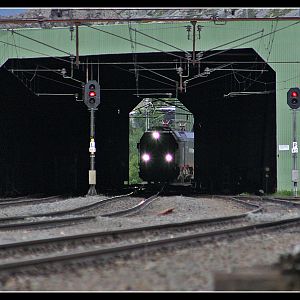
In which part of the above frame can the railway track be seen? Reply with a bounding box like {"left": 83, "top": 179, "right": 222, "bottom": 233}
{"left": 0, "top": 191, "right": 138, "bottom": 223}
{"left": 0, "top": 188, "right": 161, "bottom": 231}
{"left": 4, "top": 193, "right": 300, "bottom": 275}
{"left": 0, "top": 195, "right": 65, "bottom": 207}
{"left": 235, "top": 194, "right": 300, "bottom": 206}
{"left": 0, "top": 214, "right": 300, "bottom": 274}
{"left": 0, "top": 215, "right": 96, "bottom": 231}
{"left": 100, "top": 189, "right": 162, "bottom": 217}
{"left": 0, "top": 195, "right": 29, "bottom": 202}
{"left": 0, "top": 199, "right": 263, "bottom": 272}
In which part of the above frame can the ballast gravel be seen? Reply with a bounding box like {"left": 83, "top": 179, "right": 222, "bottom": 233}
{"left": 0, "top": 195, "right": 251, "bottom": 244}
{"left": 2, "top": 226, "right": 300, "bottom": 291}
{"left": 0, "top": 194, "right": 300, "bottom": 291}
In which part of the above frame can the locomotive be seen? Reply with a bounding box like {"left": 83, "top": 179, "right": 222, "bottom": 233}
{"left": 137, "top": 126, "right": 194, "bottom": 184}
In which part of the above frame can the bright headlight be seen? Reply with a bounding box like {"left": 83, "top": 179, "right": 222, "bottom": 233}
{"left": 165, "top": 153, "right": 173, "bottom": 162}
{"left": 152, "top": 131, "right": 160, "bottom": 140}
{"left": 142, "top": 153, "right": 150, "bottom": 162}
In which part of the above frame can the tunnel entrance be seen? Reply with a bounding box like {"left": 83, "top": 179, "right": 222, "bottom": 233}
{"left": 180, "top": 48, "right": 276, "bottom": 194}
{"left": 128, "top": 97, "right": 194, "bottom": 185}
{"left": 0, "top": 47, "right": 276, "bottom": 196}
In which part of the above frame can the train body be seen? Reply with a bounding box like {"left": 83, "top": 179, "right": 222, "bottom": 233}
{"left": 137, "top": 126, "right": 194, "bottom": 183}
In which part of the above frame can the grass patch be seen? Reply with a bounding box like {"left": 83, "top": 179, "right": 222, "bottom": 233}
{"left": 271, "top": 190, "right": 294, "bottom": 197}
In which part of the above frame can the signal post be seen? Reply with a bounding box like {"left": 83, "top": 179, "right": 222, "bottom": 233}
{"left": 287, "top": 87, "right": 300, "bottom": 196}
{"left": 84, "top": 80, "right": 100, "bottom": 196}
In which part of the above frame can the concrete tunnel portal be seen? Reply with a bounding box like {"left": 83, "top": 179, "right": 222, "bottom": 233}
{"left": 0, "top": 47, "right": 276, "bottom": 196}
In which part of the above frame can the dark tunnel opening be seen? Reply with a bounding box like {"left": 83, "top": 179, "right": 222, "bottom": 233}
{"left": 0, "top": 48, "right": 276, "bottom": 196}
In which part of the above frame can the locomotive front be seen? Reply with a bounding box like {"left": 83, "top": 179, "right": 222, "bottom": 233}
{"left": 138, "top": 127, "right": 180, "bottom": 183}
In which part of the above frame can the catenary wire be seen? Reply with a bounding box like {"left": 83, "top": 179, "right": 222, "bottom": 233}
{"left": 83, "top": 24, "right": 189, "bottom": 62}
{"left": 9, "top": 29, "right": 71, "bottom": 56}
{"left": 0, "top": 39, "right": 71, "bottom": 64}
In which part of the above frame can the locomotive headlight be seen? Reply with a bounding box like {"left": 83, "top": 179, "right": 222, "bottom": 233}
{"left": 152, "top": 131, "right": 160, "bottom": 140}
{"left": 165, "top": 153, "right": 173, "bottom": 162}
{"left": 142, "top": 153, "right": 151, "bottom": 162}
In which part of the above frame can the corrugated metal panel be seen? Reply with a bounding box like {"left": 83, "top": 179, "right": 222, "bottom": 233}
{"left": 0, "top": 20, "right": 300, "bottom": 190}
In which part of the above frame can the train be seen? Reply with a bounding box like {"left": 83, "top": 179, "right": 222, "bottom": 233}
{"left": 137, "top": 126, "right": 194, "bottom": 184}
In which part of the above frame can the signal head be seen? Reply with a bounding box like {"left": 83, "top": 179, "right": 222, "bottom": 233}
{"left": 84, "top": 80, "right": 100, "bottom": 109}
{"left": 288, "top": 87, "right": 300, "bottom": 110}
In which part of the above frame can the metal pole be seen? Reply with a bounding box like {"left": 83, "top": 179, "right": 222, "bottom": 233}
{"left": 292, "top": 109, "right": 298, "bottom": 196}
{"left": 75, "top": 23, "right": 79, "bottom": 68}
{"left": 87, "top": 108, "right": 97, "bottom": 196}
{"left": 86, "top": 57, "right": 89, "bottom": 83}
{"left": 146, "top": 107, "right": 149, "bottom": 130}
{"left": 191, "top": 21, "right": 197, "bottom": 66}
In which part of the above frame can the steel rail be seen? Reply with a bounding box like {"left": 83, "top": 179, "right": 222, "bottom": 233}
{"left": 1, "top": 214, "right": 300, "bottom": 272}
{"left": 235, "top": 195, "right": 300, "bottom": 207}
{"left": 100, "top": 191, "right": 161, "bottom": 217}
{"left": 100, "top": 185, "right": 166, "bottom": 217}
{"left": 0, "top": 195, "right": 63, "bottom": 207}
{"left": 0, "top": 215, "right": 95, "bottom": 231}
{"left": 213, "top": 195, "right": 262, "bottom": 210}
{"left": 0, "top": 196, "right": 29, "bottom": 202}
{"left": 0, "top": 206, "right": 260, "bottom": 251}
{"left": 0, "top": 191, "right": 138, "bottom": 223}
{"left": 260, "top": 197, "right": 300, "bottom": 207}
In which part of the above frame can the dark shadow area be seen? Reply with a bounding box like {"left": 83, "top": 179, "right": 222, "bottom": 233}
{"left": 0, "top": 48, "right": 276, "bottom": 196}
{"left": 180, "top": 49, "right": 276, "bottom": 194}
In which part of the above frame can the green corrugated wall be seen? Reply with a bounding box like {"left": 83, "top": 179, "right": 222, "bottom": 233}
{"left": 1, "top": 19, "right": 300, "bottom": 191}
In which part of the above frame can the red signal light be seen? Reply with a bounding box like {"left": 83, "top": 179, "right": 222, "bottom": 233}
{"left": 292, "top": 91, "right": 298, "bottom": 97}
{"left": 89, "top": 91, "right": 96, "bottom": 97}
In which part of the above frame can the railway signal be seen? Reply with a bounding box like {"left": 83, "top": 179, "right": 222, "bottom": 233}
{"left": 287, "top": 87, "right": 300, "bottom": 110}
{"left": 84, "top": 80, "right": 101, "bottom": 196}
{"left": 288, "top": 88, "right": 300, "bottom": 196}
{"left": 84, "top": 80, "right": 100, "bottom": 109}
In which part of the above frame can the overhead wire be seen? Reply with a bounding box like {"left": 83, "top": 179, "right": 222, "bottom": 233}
{"left": 199, "top": 19, "right": 300, "bottom": 62}
{"left": 36, "top": 63, "right": 84, "bottom": 84}
{"left": 188, "top": 72, "right": 233, "bottom": 88}
{"left": 0, "top": 39, "right": 71, "bottom": 64}
{"left": 241, "top": 19, "right": 278, "bottom": 92}
{"left": 188, "top": 19, "right": 286, "bottom": 92}
{"left": 3, "top": 20, "right": 297, "bottom": 96}
{"left": 9, "top": 29, "right": 71, "bottom": 56}
{"left": 157, "top": 98, "right": 191, "bottom": 113}
{"left": 204, "top": 29, "right": 264, "bottom": 53}
{"left": 112, "top": 64, "right": 175, "bottom": 88}
{"left": 128, "top": 21, "right": 139, "bottom": 97}
{"left": 22, "top": 70, "right": 82, "bottom": 90}
{"left": 84, "top": 23, "right": 189, "bottom": 62}
{"left": 136, "top": 65, "right": 177, "bottom": 83}
{"left": 133, "top": 27, "right": 190, "bottom": 55}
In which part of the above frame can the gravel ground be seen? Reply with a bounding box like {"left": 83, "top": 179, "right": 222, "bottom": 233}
{"left": 0, "top": 195, "right": 108, "bottom": 218}
{"left": 0, "top": 196, "right": 251, "bottom": 244}
{"left": 0, "top": 194, "right": 299, "bottom": 291}
{"left": 1, "top": 227, "right": 300, "bottom": 291}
